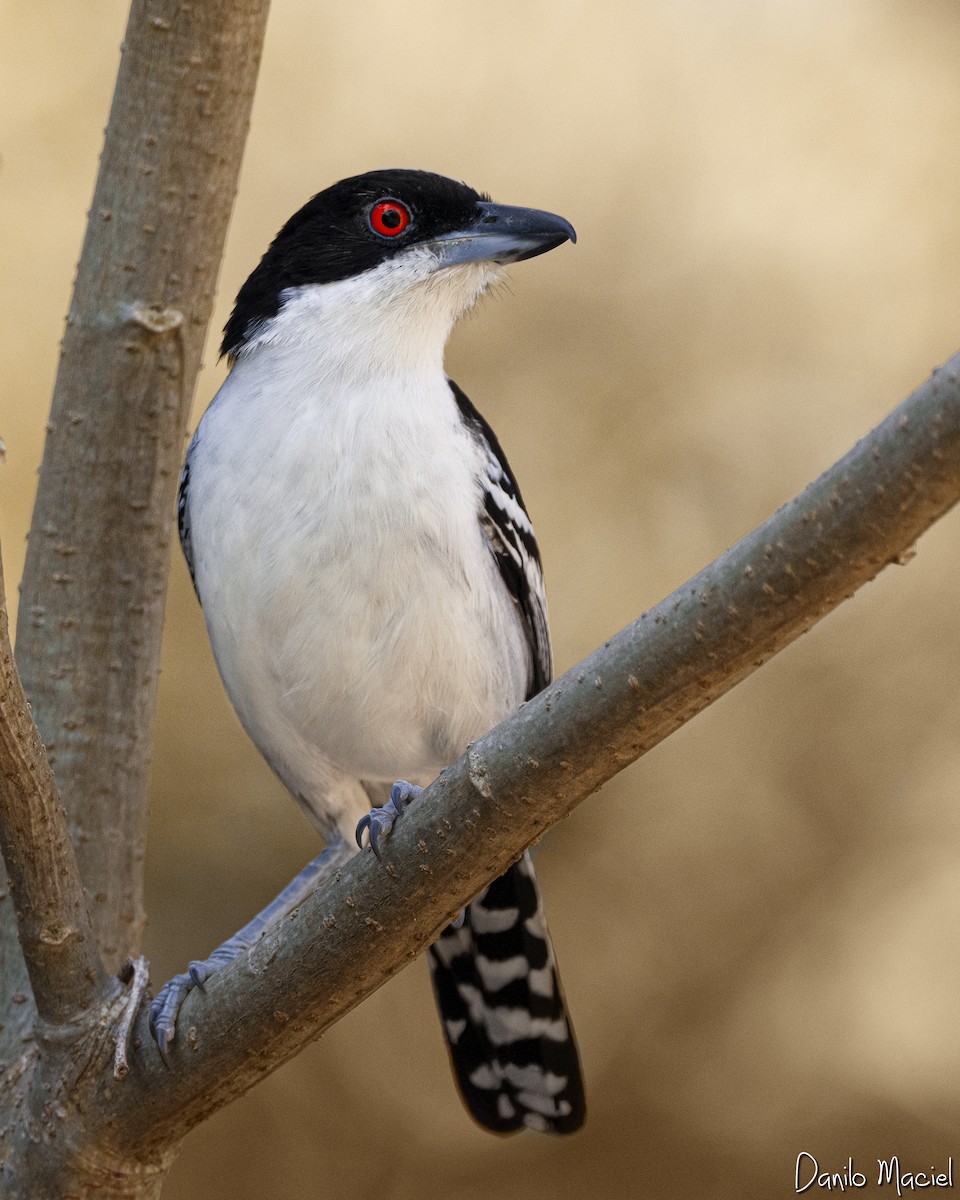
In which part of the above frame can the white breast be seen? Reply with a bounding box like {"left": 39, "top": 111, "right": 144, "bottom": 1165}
{"left": 185, "top": 328, "right": 530, "bottom": 835}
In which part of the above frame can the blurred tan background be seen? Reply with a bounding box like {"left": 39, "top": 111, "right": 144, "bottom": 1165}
{"left": 5, "top": 1, "right": 960, "bottom": 1196}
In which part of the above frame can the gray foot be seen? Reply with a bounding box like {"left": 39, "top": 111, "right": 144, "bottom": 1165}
{"left": 148, "top": 839, "right": 351, "bottom": 1065}
{"left": 355, "top": 780, "right": 423, "bottom": 859}
{"left": 149, "top": 944, "right": 240, "bottom": 1065}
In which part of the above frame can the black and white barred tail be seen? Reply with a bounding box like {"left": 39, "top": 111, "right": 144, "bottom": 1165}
{"left": 427, "top": 852, "right": 585, "bottom": 1134}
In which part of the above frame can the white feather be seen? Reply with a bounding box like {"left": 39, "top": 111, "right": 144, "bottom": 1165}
{"left": 185, "top": 251, "right": 531, "bottom": 841}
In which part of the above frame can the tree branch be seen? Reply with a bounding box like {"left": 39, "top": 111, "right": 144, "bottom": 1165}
{"left": 9, "top": 0, "right": 270, "bottom": 976}
{"left": 0, "top": 549, "right": 108, "bottom": 1024}
{"left": 101, "top": 352, "right": 960, "bottom": 1155}
{"left": 0, "top": 2, "right": 271, "bottom": 1192}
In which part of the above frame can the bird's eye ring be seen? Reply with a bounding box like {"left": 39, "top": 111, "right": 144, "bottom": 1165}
{"left": 369, "top": 199, "right": 411, "bottom": 238}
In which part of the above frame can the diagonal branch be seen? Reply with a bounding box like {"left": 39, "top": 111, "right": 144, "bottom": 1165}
{"left": 100, "top": 351, "right": 960, "bottom": 1155}
{"left": 0, "top": 550, "right": 109, "bottom": 1024}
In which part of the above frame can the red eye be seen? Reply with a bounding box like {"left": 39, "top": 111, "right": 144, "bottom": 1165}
{"left": 369, "top": 199, "right": 411, "bottom": 238}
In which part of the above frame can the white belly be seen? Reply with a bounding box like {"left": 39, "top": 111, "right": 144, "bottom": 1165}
{"left": 185, "top": 363, "right": 531, "bottom": 823}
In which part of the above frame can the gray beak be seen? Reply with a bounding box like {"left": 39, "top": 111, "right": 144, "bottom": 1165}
{"left": 428, "top": 201, "right": 577, "bottom": 268}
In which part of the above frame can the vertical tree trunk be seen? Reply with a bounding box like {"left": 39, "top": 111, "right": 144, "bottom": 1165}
{"left": 13, "top": 0, "right": 270, "bottom": 972}
{"left": 0, "top": 1, "right": 270, "bottom": 1192}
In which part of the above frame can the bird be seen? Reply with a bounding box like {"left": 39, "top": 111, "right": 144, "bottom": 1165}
{"left": 150, "top": 169, "right": 584, "bottom": 1135}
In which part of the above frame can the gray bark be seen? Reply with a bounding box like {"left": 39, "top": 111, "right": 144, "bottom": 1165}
{"left": 0, "top": 547, "right": 108, "bottom": 1025}
{"left": 0, "top": 0, "right": 270, "bottom": 1194}
{"left": 12, "top": 0, "right": 269, "bottom": 976}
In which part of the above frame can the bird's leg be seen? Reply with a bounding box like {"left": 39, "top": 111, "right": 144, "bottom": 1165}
{"left": 355, "top": 779, "right": 423, "bottom": 859}
{"left": 149, "top": 837, "right": 353, "bottom": 1063}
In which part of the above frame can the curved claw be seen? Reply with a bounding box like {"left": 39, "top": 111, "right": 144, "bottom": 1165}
{"left": 149, "top": 970, "right": 198, "bottom": 1067}
{"left": 155, "top": 1026, "right": 172, "bottom": 1070}
{"left": 356, "top": 809, "right": 390, "bottom": 860}
{"left": 148, "top": 1001, "right": 171, "bottom": 1068}
{"left": 355, "top": 811, "right": 374, "bottom": 851}
{"left": 368, "top": 818, "right": 385, "bottom": 861}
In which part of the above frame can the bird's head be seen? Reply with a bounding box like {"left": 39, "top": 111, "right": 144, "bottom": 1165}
{"left": 221, "top": 169, "right": 575, "bottom": 370}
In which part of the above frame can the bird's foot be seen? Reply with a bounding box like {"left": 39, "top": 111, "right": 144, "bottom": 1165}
{"left": 148, "top": 839, "right": 352, "bottom": 1065}
{"left": 356, "top": 780, "right": 423, "bottom": 859}
{"left": 149, "top": 942, "right": 246, "bottom": 1065}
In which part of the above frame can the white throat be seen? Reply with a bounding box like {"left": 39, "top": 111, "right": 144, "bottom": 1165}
{"left": 236, "top": 250, "right": 503, "bottom": 382}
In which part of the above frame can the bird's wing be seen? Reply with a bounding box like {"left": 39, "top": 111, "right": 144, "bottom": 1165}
{"left": 449, "top": 380, "right": 552, "bottom": 698}
{"left": 178, "top": 439, "right": 197, "bottom": 593}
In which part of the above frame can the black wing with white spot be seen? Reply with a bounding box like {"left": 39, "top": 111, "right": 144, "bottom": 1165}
{"left": 450, "top": 380, "right": 551, "bottom": 698}
{"left": 432, "top": 384, "right": 584, "bottom": 1134}
{"left": 178, "top": 441, "right": 197, "bottom": 593}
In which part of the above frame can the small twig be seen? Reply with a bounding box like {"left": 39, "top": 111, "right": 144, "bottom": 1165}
{"left": 114, "top": 957, "right": 150, "bottom": 1081}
